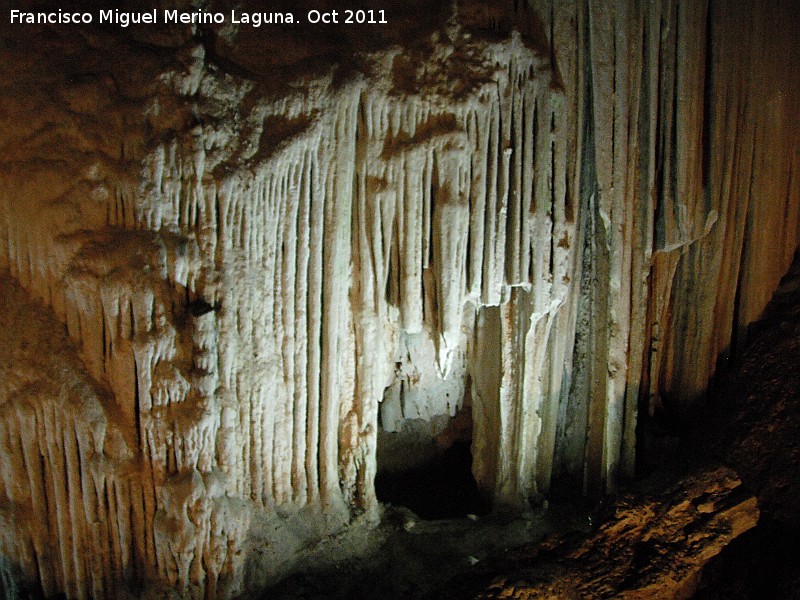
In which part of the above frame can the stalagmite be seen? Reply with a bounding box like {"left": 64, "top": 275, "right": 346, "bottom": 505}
{"left": 0, "top": 0, "right": 799, "bottom": 596}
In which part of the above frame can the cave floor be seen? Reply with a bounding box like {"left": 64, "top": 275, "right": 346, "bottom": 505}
{"left": 258, "top": 253, "right": 800, "bottom": 600}
{"left": 256, "top": 502, "right": 594, "bottom": 600}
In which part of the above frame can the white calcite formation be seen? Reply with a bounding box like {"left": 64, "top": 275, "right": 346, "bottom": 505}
{"left": 0, "top": 0, "right": 799, "bottom": 597}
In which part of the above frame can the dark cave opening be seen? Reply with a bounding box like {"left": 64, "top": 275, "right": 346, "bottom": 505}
{"left": 375, "top": 440, "right": 490, "bottom": 520}
{"left": 692, "top": 516, "right": 800, "bottom": 598}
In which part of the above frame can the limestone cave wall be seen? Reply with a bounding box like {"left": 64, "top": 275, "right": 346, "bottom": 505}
{"left": 0, "top": 0, "right": 798, "bottom": 597}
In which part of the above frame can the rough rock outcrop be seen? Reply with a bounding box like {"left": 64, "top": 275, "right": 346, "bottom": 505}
{"left": 0, "top": 0, "right": 798, "bottom": 596}
{"left": 461, "top": 467, "right": 759, "bottom": 599}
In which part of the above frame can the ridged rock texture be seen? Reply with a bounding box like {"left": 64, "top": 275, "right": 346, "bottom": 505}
{"left": 0, "top": 0, "right": 799, "bottom": 597}
{"left": 465, "top": 467, "right": 760, "bottom": 600}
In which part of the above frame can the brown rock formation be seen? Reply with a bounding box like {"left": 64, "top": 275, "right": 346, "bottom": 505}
{"left": 456, "top": 468, "right": 758, "bottom": 599}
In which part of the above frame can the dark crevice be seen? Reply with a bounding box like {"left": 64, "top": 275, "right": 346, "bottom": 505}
{"left": 186, "top": 297, "right": 216, "bottom": 317}
{"left": 375, "top": 441, "right": 489, "bottom": 520}
{"left": 133, "top": 358, "right": 141, "bottom": 451}
{"left": 692, "top": 517, "right": 800, "bottom": 599}
{"left": 730, "top": 132, "right": 757, "bottom": 359}
{"left": 549, "top": 132, "right": 555, "bottom": 277}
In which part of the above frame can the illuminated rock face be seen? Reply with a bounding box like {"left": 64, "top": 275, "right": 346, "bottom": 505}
{"left": 0, "top": 0, "right": 798, "bottom": 597}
